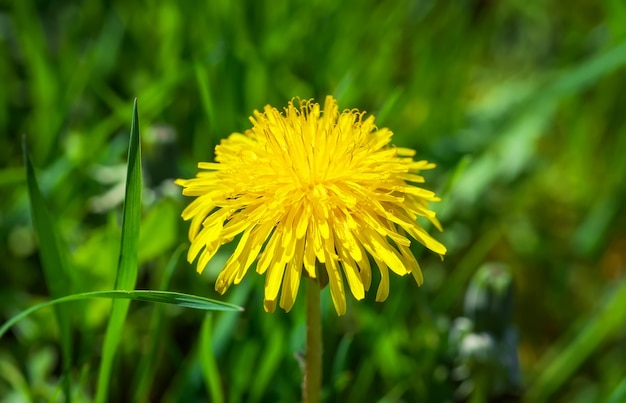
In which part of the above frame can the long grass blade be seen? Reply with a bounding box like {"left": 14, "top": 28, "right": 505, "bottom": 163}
{"left": 132, "top": 245, "right": 185, "bottom": 401}
{"left": 193, "top": 61, "right": 217, "bottom": 163}
{"left": 96, "top": 99, "right": 142, "bottom": 403}
{"left": 12, "top": 0, "right": 61, "bottom": 163}
{"left": 200, "top": 314, "right": 224, "bottom": 403}
{"left": 0, "top": 290, "right": 243, "bottom": 340}
{"left": 526, "top": 277, "right": 626, "bottom": 401}
{"left": 23, "top": 137, "right": 74, "bottom": 400}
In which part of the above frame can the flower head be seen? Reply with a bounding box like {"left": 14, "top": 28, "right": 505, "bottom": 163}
{"left": 176, "top": 96, "right": 446, "bottom": 315}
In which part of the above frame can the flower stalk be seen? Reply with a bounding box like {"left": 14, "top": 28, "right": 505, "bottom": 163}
{"left": 304, "top": 277, "right": 322, "bottom": 403}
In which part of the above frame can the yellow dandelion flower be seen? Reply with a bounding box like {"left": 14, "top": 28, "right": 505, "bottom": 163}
{"left": 176, "top": 96, "right": 446, "bottom": 315}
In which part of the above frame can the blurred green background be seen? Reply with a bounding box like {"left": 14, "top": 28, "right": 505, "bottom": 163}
{"left": 2, "top": 0, "right": 626, "bottom": 401}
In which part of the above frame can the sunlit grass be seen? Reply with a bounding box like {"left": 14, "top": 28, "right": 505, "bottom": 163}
{"left": 2, "top": 1, "right": 626, "bottom": 401}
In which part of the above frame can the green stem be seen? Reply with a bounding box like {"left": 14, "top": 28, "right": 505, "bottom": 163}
{"left": 304, "top": 278, "right": 322, "bottom": 403}
{"left": 470, "top": 372, "right": 488, "bottom": 403}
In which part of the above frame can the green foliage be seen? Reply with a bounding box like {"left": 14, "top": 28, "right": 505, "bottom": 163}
{"left": 2, "top": 0, "right": 626, "bottom": 401}
{"left": 0, "top": 290, "right": 243, "bottom": 340}
{"left": 23, "top": 139, "right": 74, "bottom": 400}
{"left": 95, "top": 99, "right": 141, "bottom": 403}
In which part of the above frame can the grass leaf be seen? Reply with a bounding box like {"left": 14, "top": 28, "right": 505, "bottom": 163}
{"left": 0, "top": 290, "right": 243, "bottom": 340}
{"left": 200, "top": 314, "right": 224, "bottom": 403}
{"left": 96, "top": 99, "right": 142, "bottom": 403}
{"left": 132, "top": 244, "right": 185, "bottom": 401}
{"left": 22, "top": 137, "right": 74, "bottom": 400}
{"left": 526, "top": 278, "right": 626, "bottom": 402}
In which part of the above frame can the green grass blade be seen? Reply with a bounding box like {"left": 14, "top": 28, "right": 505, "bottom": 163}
{"left": 374, "top": 87, "right": 402, "bottom": 126}
{"left": 200, "top": 314, "right": 224, "bottom": 403}
{"left": 194, "top": 62, "right": 216, "bottom": 130}
{"left": 608, "top": 378, "right": 626, "bottom": 403}
{"left": 0, "top": 290, "right": 243, "bottom": 340}
{"left": 132, "top": 244, "right": 185, "bottom": 401}
{"left": 12, "top": 0, "right": 61, "bottom": 163}
{"left": 526, "top": 277, "right": 626, "bottom": 402}
{"left": 22, "top": 138, "right": 74, "bottom": 400}
{"left": 96, "top": 99, "right": 142, "bottom": 403}
{"left": 115, "top": 98, "right": 142, "bottom": 290}
{"left": 0, "top": 358, "right": 33, "bottom": 402}
{"left": 193, "top": 61, "right": 217, "bottom": 162}
{"left": 249, "top": 325, "right": 284, "bottom": 402}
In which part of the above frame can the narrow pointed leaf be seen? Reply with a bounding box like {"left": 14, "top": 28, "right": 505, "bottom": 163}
{"left": 0, "top": 290, "right": 243, "bottom": 340}
{"left": 526, "top": 277, "right": 626, "bottom": 402}
{"left": 96, "top": 99, "right": 142, "bottom": 403}
{"left": 133, "top": 245, "right": 184, "bottom": 401}
{"left": 23, "top": 137, "right": 73, "bottom": 400}
{"left": 200, "top": 314, "right": 225, "bottom": 403}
